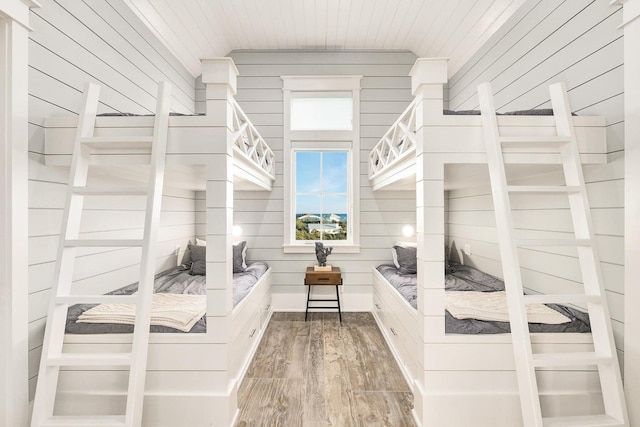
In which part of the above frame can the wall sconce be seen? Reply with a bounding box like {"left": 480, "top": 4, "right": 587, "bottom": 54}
{"left": 232, "top": 225, "right": 243, "bottom": 237}
{"left": 402, "top": 225, "right": 414, "bottom": 237}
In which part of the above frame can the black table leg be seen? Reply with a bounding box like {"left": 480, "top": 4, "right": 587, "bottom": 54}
{"left": 335, "top": 284, "right": 342, "bottom": 322}
{"left": 305, "top": 283, "right": 311, "bottom": 321}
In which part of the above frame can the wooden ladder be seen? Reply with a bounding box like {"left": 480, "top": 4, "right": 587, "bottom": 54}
{"left": 31, "top": 81, "right": 171, "bottom": 427}
{"left": 477, "top": 82, "right": 628, "bottom": 427}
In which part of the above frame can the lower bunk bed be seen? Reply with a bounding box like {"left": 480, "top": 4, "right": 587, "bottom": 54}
{"left": 372, "top": 254, "right": 602, "bottom": 427}
{"left": 54, "top": 241, "right": 272, "bottom": 425}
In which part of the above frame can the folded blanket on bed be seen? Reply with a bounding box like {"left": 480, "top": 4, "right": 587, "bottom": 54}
{"left": 76, "top": 293, "right": 206, "bottom": 332}
{"left": 446, "top": 291, "right": 571, "bottom": 324}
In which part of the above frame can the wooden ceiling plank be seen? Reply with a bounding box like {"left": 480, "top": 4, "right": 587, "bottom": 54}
{"left": 411, "top": 0, "right": 446, "bottom": 56}
{"left": 334, "top": 0, "right": 352, "bottom": 50}
{"left": 123, "top": 0, "right": 526, "bottom": 80}
{"left": 415, "top": 0, "right": 463, "bottom": 55}
{"left": 325, "top": 0, "right": 340, "bottom": 49}
{"left": 192, "top": 1, "right": 230, "bottom": 56}
{"left": 203, "top": 1, "right": 241, "bottom": 52}
{"left": 315, "top": 0, "right": 329, "bottom": 50}
{"left": 130, "top": 0, "right": 201, "bottom": 76}
{"left": 363, "top": 0, "right": 387, "bottom": 48}
{"left": 161, "top": 0, "right": 213, "bottom": 60}
{"left": 392, "top": 0, "right": 429, "bottom": 50}
{"left": 221, "top": 0, "right": 251, "bottom": 48}
{"left": 430, "top": 0, "right": 491, "bottom": 56}
{"left": 353, "top": 0, "right": 373, "bottom": 49}
{"left": 448, "top": 0, "right": 526, "bottom": 76}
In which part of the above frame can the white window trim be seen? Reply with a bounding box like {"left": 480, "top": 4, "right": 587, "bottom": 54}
{"left": 282, "top": 75, "right": 362, "bottom": 253}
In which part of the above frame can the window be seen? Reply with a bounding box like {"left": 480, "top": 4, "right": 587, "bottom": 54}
{"left": 295, "top": 150, "right": 349, "bottom": 241}
{"left": 282, "top": 76, "right": 362, "bottom": 253}
{"left": 290, "top": 96, "right": 353, "bottom": 130}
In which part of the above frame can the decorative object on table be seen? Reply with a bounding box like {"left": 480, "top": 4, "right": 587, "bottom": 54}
{"left": 314, "top": 242, "right": 333, "bottom": 271}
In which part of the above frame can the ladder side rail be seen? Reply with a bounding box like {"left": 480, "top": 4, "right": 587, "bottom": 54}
{"left": 125, "top": 82, "right": 171, "bottom": 427}
{"left": 549, "top": 83, "right": 601, "bottom": 293}
{"left": 478, "top": 83, "right": 543, "bottom": 427}
{"left": 549, "top": 83, "right": 629, "bottom": 425}
{"left": 31, "top": 83, "right": 101, "bottom": 426}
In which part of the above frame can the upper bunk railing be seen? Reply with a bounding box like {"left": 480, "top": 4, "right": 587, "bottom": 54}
{"left": 229, "top": 97, "right": 275, "bottom": 179}
{"left": 368, "top": 98, "right": 418, "bottom": 179}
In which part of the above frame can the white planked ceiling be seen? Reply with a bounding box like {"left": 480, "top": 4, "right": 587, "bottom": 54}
{"left": 123, "top": 0, "right": 526, "bottom": 78}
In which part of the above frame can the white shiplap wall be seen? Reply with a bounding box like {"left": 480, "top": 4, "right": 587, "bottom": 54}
{"left": 200, "top": 50, "right": 417, "bottom": 310}
{"left": 27, "top": 0, "right": 198, "bottom": 401}
{"left": 446, "top": 0, "right": 625, "bottom": 365}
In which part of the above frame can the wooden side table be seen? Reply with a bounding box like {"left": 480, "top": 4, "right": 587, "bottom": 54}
{"left": 304, "top": 266, "right": 342, "bottom": 322}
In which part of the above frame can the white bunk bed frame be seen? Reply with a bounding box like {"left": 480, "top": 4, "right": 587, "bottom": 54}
{"left": 42, "top": 58, "right": 273, "bottom": 426}
{"left": 370, "top": 58, "right": 609, "bottom": 427}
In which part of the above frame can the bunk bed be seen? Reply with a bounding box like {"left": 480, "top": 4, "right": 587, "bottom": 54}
{"left": 40, "top": 59, "right": 273, "bottom": 426}
{"left": 370, "top": 58, "right": 610, "bottom": 427}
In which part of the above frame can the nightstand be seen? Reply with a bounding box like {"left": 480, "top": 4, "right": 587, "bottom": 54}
{"left": 304, "top": 266, "right": 342, "bottom": 322}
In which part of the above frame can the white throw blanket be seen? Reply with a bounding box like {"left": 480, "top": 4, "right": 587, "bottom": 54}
{"left": 446, "top": 291, "right": 571, "bottom": 324}
{"left": 77, "top": 293, "right": 206, "bottom": 332}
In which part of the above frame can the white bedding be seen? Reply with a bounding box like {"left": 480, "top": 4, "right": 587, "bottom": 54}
{"left": 77, "top": 293, "right": 206, "bottom": 332}
{"left": 446, "top": 291, "right": 571, "bottom": 325}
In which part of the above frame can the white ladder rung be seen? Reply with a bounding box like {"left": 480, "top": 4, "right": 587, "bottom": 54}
{"left": 499, "top": 135, "right": 571, "bottom": 147}
{"left": 516, "top": 238, "right": 591, "bottom": 247}
{"left": 532, "top": 352, "right": 612, "bottom": 368}
{"left": 64, "top": 239, "right": 144, "bottom": 248}
{"left": 47, "top": 353, "right": 133, "bottom": 367}
{"left": 55, "top": 294, "right": 138, "bottom": 305}
{"left": 523, "top": 294, "right": 600, "bottom": 305}
{"left": 81, "top": 136, "right": 153, "bottom": 149}
{"left": 72, "top": 186, "right": 149, "bottom": 196}
{"left": 40, "top": 415, "right": 126, "bottom": 427}
{"left": 507, "top": 185, "right": 581, "bottom": 194}
{"left": 542, "top": 414, "right": 625, "bottom": 427}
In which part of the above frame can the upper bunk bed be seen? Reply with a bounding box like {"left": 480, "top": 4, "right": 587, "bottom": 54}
{"left": 368, "top": 58, "right": 626, "bottom": 427}
{"left": 42, "top": 58, "right": 275, "bottom": 192}
{"left": 368, "top": 58, "right": 607, "bottom": 192}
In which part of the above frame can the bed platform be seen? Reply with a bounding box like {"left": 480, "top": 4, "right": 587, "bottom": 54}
{"left": 370, "top": 58, "right": 611, "bottom": 427}
{"left": 42, "top": 59, "right": 274, "bottom": 426}
{"left": 43, "top": 61, "right": 275, "bottom": 193}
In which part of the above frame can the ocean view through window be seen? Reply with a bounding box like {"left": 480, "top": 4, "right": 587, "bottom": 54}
{"left": 295, "top": 151, "right": 348, "bottom": 241}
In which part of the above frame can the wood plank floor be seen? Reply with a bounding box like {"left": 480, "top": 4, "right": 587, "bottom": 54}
{"left": 236, "top": 312, "right": 415, "bottom": 427}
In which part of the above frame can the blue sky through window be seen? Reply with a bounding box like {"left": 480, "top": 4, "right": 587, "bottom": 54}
{"left": 295, "top": 151, "right": 348, "bottom": 214}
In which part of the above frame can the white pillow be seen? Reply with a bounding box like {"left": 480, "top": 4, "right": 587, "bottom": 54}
{"left": 391, "top": 241, "right": 417, "bottom": 269}
{"left": 196, "top": 237, "right": 206, "bottom": 246}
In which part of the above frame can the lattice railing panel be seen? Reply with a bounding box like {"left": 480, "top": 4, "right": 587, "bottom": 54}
{"left": 229, "top": 98, "right": 275, "bottom": 178}
{"left": 368, "top": 98, "right": 418, "bottom": 178}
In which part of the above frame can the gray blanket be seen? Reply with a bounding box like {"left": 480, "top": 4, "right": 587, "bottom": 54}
{"left": 376, "top": 264, "right": 418, "bottom": 309}
{"left": 66, "top": 262, "right": 268, "bottom": 334}
{"left": 376, "top": 263, "right": 591, "bottom": 334}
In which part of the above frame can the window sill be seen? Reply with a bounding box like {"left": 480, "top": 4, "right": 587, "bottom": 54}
{"left": 283, "top": 244, "right": 361, "bottom": 254}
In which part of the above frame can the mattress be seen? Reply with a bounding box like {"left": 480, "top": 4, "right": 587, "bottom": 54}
{"left": 65, "top": 262, "right": 269, "bottom": 334}
{"left": 442, "top": 109, "right": 567, "bottom": 116}
{"left": 376, "top": 264, "right": 418, "bottom": 309}
{"left": 375, "top": 263, "right": 591, "bottom": 334}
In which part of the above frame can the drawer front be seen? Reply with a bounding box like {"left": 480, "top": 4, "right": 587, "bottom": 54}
{"left": 306, "top": 272, "right": 341, "bottom": 285}
{"left": 261, "top": 292, "right": 272, "bottom": 327}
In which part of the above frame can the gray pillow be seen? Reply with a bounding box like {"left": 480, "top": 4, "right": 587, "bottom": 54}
{"left": 394, "top": 245, "right": 416, "bottom": 275}
{"left": 233, "top": 241, "right": 246, "bottom": 273}
{"left": 189, "top": 243, "right": 206, "bottom": 276}
{"left": 445, "top": 249, "right": 452, "bottom": 275}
